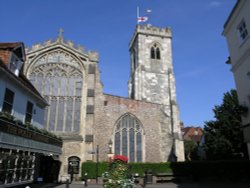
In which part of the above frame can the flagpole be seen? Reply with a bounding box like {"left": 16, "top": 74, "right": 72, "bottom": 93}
{"left": 137, "top": 6, "right": 139, "bottom": 24}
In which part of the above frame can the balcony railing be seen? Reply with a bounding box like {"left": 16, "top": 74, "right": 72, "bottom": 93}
{"left": 0, "top": 116, "right": 62, "bottom": 147}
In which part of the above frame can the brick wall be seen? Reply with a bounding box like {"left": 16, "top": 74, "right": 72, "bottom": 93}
{"left": 94, "top": 93, "right": 173, "bottom": 162}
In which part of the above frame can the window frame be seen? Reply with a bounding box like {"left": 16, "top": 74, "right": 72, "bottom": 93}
{"left": 9, "top": 53, "right": 22, "bottom": 76}
{"left": 2, "top": 88, "right": 15, "bottom": 114}
{"left": 237, "top": 19, "right": 248, "bottom": 42}
{"left": 114, "top": 114, "right": 144, "bottom": 162}
{"left": 25, "top": 101, "right": 34, "bottom": 124}
{"left": 150, "top": 43, "right": 161, "bottom": 60}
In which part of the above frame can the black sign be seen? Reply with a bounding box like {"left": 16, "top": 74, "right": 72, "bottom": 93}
{"left": 68, "top": 157, "right": 80, "bottom": 174}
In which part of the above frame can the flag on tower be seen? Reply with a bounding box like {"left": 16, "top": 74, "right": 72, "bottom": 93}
{"left": 137, "top": 16, "right": 148, "bottom": 23}
{"left": 137, "top": 6, "right": 151, "bottom": 24}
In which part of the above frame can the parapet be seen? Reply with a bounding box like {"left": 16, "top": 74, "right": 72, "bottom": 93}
{"left": 25, "top": 31, "right": 99, "bottom": 62}
{"left": 130, "top": 24, "right": 172, "bottom": 48}
{"left": 137, "top": 24, "right": 172, "bottom": 37}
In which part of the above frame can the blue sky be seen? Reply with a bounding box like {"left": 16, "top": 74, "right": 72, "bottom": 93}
{"left": 0, "top": 0, "right": 236, "bottom": 127}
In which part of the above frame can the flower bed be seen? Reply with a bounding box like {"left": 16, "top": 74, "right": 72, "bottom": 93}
{"left": 103, "top": 155, "right": 134, "bottom": 188}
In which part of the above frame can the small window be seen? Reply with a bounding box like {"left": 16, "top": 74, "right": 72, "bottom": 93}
{"left": 238, "top": 19, "right": 248, "bottom": 41}
{"left": 156, "top": 48, "right": 161, "bottom": 59}
{"left": 150, "top": 43, "right": 161, "bottom": 60}
{"left": 133, "top": 49, "right": 137, "bottom": 70}
{"left": 25, "top": 101, "right": 33, "bottom": 123}
{"left": 150, "top": 47, "right": 155, "bottom": 59}
{"left": 9, "top": 54, "right": 22, "bottom": 76}
{"left": 2, "top": 88, "right": 15, "bottom": 114}
{"left": 247, "top": 72, "right": 250, "bottom": 87}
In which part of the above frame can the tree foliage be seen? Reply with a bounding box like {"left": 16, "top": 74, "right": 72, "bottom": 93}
{"left": 184, "top": 140, "right": 199, "bottom": 161}
{"left": 203, "top": 89, "right": 248, "bottom": 160}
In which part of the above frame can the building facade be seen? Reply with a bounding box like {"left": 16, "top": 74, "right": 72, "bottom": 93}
{"left": 223, "top": 0, "right": 250, "bottom": 158}
{"left": 23, "top": 25, "right": 184, "bottom": 181}
{"left": 0, "top": 43, "right": 62, "bottom": 186}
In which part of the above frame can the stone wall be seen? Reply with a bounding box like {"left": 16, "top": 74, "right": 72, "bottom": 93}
{"left": 94, "top": 94, "right": 174, "bottom": 162}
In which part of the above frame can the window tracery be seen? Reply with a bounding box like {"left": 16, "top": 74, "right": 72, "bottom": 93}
{"left": 150, "top": 43, "right": 161, "bottom": 60}
{"left": 27, "top": 50, "right": 84, "bottom": 132}
{"left": 114, "top": 114, "right": 144, "bottom": 162}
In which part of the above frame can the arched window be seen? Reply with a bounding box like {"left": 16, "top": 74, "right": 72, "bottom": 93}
{"left": 156, "top": 47, "right": 161, "bottom": 59}
{"left": 27, "top": 50, "right": 83, "bottom": 132}
{"left": 150, "top": 43, "right": 161, "bottom": 60}
{"left": 114, "top": 114, "right": 144, "bottom": 162}
{"left": 150, "top": 47, "right": 155, "bottom": 59}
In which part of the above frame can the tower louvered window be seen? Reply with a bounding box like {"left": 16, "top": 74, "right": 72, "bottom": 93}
{"left": 150, "top": 43, "right": 161, "bottom": 60}
{"left": 114, "top": 114, "right": 144, "bottom": 162}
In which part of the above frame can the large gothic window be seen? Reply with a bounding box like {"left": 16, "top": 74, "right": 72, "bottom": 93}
{"left": 150, "top": 43, "right": 161, "bottom": 60}
{"left": 27, "top": 50, "right": 84, "bottom": 132}
{"left": 114, "top": 114, "right": 144, "bottom": 162}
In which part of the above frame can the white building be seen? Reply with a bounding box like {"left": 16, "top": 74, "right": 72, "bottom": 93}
{"left": 222, "top": 0, "right": 250, "bottom": 158}
{"left": 0, "top": 42, "right": 62, "bottom": 186}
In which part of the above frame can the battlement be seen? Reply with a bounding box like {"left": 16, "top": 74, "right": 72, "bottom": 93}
{"left": 137, "top": 24, "right": 172, "bottom": 37}
{"left": 129, "top": 24, "right": 172, "bottom": 48}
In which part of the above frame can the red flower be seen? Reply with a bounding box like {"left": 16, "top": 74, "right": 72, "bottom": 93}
{"left": 113, "top": 155, "right": 128, "bottom": 163}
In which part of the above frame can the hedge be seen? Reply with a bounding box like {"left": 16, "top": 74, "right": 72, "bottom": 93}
{"left": 129, "top": 163, "right": 172, "bottom": 176}
{"left": 81, "top": 161, "right": 109, "bottom": 179}
{"left": 81, "top": 160, "right": 250, "bottom": 181}
{"left": 81, "top": 162, "right": 172, "bottom": 179}
{"left": 170, "top": 160, "right": 250, "bottom": 180}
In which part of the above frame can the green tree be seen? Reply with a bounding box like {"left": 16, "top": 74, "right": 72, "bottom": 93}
{"left": 203, "top": 89, "right": 248, "bottom": 160}
{"left": 184, "top": 140, "right": 198, "bottom": 161}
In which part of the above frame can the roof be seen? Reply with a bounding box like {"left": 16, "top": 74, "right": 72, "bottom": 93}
{"left": 0, "top": 42, "right": 26, "bottom": 62}
{"left": 223, "top": 0, "right": 241, "bottom": 29}
{"left": 182, "top": 126, "right": 203, "bottom": 142}
{"left": 0, "top": 42, "right": 23, "bottom": 49}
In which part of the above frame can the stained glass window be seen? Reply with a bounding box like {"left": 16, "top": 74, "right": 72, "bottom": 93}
{"left": 27, "top": 50, "right": 83, "bottom": 132}
{"left": 114, "top": 114, "right": 144, "bottom": 162}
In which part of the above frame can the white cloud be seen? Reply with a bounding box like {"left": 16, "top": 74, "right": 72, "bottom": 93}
{"left": 209, "top": 1, "right": 222, "bottom": 8}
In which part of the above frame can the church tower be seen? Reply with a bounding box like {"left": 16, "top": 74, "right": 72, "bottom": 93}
{"left": 128, "top": 25, "right": 184, "bottom": 161}
{"left": 128, "top": 24, "right": 177, "bottom": 107}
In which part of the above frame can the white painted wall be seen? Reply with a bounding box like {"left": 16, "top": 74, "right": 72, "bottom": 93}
{"left": 223, "top": 0, "right": 250, "bottom": 147}
{"left": 0, "top": 73, "right": 45, "bottom": 128}
{"left": 224, "top": 0, "right": 250, "bottom": 65}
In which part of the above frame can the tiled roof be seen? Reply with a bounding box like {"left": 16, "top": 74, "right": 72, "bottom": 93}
{"left": 182, "top": 126, "right": 203, "bottom": 143}
{"left": 0, "top": 42, "right": 23, "bottom": 49}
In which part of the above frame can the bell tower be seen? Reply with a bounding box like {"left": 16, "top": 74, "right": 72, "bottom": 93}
{"left": 128, "top": 24, "right": 184, "bottom": 161}
{"left": 128, "top": 24, "right": 177, "bottom": 107}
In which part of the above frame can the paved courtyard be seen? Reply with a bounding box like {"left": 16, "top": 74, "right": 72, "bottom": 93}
{"left": 32, "top": 181, "right": 250, "bottom": 188}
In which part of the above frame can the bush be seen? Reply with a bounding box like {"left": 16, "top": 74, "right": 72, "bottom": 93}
{"left": 170, "top": 160, "right": 250, "bottom": 180}
{"left": 82, "top": 160, "right": 250, "bottom": 181}
{"left": 81, "top": 162, "right": 172, "bottom": 179}
{"left": 81, "top": 161, "right": 109, "bottom": 179}
{"left": 130, "top": 163, "right": 172, "bottom": 176}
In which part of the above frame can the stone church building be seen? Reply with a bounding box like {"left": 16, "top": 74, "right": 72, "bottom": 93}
{"left": 23, "top": 24, "right": 184, "bottom": 180}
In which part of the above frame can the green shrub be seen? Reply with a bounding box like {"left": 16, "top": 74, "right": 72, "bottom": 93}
{"left": 82, "top": 160, "right": 250, "bottom": 181}
{"left": 81, "top": 161, "right": 109, "bottom": 179}
{"left": 81, "top": 162, "right": 172, "bottom": 179}
{"left": 130, "top": 163, "right": 172, "bottom": 176}
{"left": 170, "top": 160, "right": 250, "bottom": 180}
